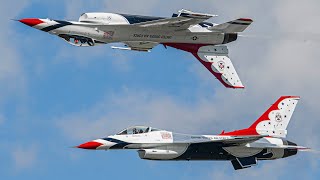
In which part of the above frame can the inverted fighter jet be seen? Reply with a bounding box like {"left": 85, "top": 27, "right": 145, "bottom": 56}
{"left": 77, "top": 96, "right": 311, "bottom": 170}
{"left": 18, "top": 9, "right": 253, "bottom": 88}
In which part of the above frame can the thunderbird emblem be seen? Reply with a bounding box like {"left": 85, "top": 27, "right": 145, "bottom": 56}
{"left": 275, "top": 113, "right": 282, "bottom": 122}
{"left": 218, "top": 61, "right": 225, "bottom": 71}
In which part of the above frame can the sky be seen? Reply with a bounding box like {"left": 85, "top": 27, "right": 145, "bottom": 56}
{"left": 1, "top": 0, "right": 320, "bottom": 179}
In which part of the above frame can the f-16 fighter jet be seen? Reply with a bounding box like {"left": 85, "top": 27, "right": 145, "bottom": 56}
{"left": 18, "top": 9, "right": 253, "bottom": 88}
{"left": 77, "top": 96, "right": 311, "bottom": 170}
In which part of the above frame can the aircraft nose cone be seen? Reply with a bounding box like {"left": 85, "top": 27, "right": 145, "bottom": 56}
{"left": 77, "top": 141, "right": 103, "bottom": 150}
{"left": 19, "top": 18, "right": 44, "bottom": 27}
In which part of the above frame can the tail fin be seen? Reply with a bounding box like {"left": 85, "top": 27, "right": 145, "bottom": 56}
{"left": 209, "top": 18, "right": 253, "bottom": 33}
{"left": 249, "top": 96, "right": 300, "bottom": 137}
{"left": 222, "top": 96, "right": 300, "bottom": 137}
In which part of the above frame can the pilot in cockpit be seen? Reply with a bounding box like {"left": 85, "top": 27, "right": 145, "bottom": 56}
{"left": 133, "top": 128, "right": 137, "bottom": 134}
{"left": 117, "top": 126, "right": 153, "bottom": 135}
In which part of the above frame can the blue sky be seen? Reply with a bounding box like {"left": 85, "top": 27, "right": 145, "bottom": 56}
{"left": 1, "top": 0, "right": 320, "bottom": 179}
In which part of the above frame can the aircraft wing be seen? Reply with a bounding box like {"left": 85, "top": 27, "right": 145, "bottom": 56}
{"left": 209, "top": 18, "right": 253, "bottom": 33}
{"left": 174, "top": 135, "right": 266, "bottom": 145}
{"left": 216, "top": 135, "right": 267, "bottom": 145}
{"left": 134, "top": 9, "right": 216, "bottom": 30}
{"left": 247, "top": 144, "right": 311, "bottom": 151}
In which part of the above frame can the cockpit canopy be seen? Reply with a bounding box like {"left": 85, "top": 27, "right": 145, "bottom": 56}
{"left": 116, "top": 126, "right": 162, "bottom": 135}
{"left": 79, "top": 13, "right": 129, "bottom": 25}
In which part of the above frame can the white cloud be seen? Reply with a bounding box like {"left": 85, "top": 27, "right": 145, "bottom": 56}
{"left": 0, "top": 0, "right": 35, "bottom": 173}
{"left": 0, "top": 0, "right": 29, "bottom": 105}
{"left": 12, "top": 145, "right": 38, "bottom": 170}
{"left": 57, "top": 89, "right": 221, "bottom": 141}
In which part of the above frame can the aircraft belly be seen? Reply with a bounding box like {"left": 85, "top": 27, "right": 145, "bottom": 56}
{"left": 139, "top": 144, "right": 189, "bottom": 160}
{"left": 52, "top": 24, "right": 225, "bottom": 45}
{"left": 173, "top": 143, "right": 234, "bottom": 161}
{"left": 127, "top": 33, "right": 224, "bottom": 44}
{"left": 223, "top": 146, "right": 263, "bottom": 158}
{"left": 171, "top": 145, "right": 283, "bottom": 161}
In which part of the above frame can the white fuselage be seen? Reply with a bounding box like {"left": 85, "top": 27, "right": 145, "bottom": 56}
{"left": 46, "top": 21, "right": 225, "bottom": 45}
{"left": 32, "top": 11, "right": 230, "bottom": 46}
{"left": 87, "top": 129, "right": 295, "bottom": 161}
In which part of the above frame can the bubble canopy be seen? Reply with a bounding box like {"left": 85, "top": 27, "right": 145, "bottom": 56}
{"left": 116, "top": 126, "right": 162, "bottom": 135}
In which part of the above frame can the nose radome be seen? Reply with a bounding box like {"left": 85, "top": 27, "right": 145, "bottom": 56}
{"left": 77, "top": 141, "right": 103, "bottom": 150}
{"left": 19, "top": 18, "right": 44, "bottom": 27}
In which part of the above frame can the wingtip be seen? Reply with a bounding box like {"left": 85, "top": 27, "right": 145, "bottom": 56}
{"left": 238, "top": 18, "right": 253, "bottom": 22}
{"left": 280, "top": 96, "right": 300, "bottom": 99}
{"left": 233, "top": 86, "right": 245, "bottom": 89}
{"left": 291, "top": 96, "right": 300, "bottom": 99}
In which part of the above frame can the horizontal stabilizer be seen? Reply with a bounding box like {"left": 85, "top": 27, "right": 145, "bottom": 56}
{"left": 247, "top": 143, "right": 311, "bottom": 151}
{"left": 209, "top": 18, "right": 253, "bottom": 33}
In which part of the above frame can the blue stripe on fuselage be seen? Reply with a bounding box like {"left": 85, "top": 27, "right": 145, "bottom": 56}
{"left": 103, "top": 137, "right": 131, "bottom": 149}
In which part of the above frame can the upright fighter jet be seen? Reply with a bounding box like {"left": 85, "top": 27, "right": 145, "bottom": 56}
{"left": 77, "top": 96, "right": 311, "bottom": 170}
{"left": 18, "top": 9, "right": 253, "bottom": 88}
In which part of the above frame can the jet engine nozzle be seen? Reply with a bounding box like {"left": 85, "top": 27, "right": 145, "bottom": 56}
{"left": 222, "top": 33, "right": 238, "bottom": 44}
{"left": 282, "top": 140, "right": 298, "bottom": 158}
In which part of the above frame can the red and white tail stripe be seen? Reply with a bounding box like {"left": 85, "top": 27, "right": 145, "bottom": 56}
{"left": 221, "top": 96, "right": 300, "bottom": 137}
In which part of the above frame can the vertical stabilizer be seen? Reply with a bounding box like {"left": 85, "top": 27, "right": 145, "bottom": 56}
{"left": 222, "top": 96, "right": 300, "bottom": 137}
